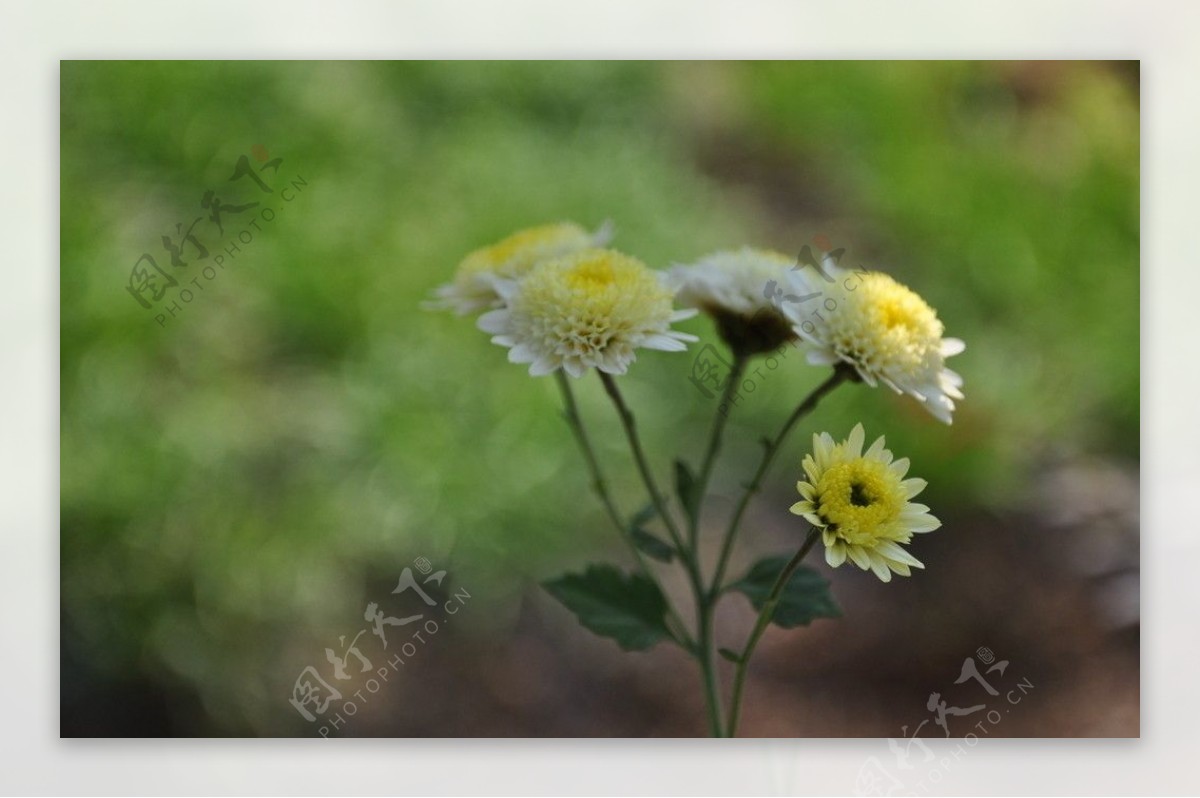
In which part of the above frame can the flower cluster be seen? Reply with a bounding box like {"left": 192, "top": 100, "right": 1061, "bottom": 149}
{"left": 430, "top": 223, "right": 965, "bottom": 583}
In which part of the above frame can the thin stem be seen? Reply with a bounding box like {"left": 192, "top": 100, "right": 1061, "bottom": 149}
{"left": 708, "top": 368, "right": 850, "bottom": 598}
{"left": 726, "top": 528, "right": 821, "bottom": 737}
{"left": 598, "top": 373, "right": 686, "bottom": 553}
{"left": 554, "top": 372, "right": 694, "bottom": 650}
{"left": 555, "top": 372, "right": 624, "bottom": 532}
{"left": 598, "top": 371, "right": 725, "bottom": 737}
{"left": 681, "top": 355, "right": 747, "bottom": 738}
{"left": 681, "top": 355, "right": 745, "bottom": 737}
{"left": 695, "top": 599, "right": 725, "bottom": 737}
{"left": 689, "top": 355, "right": 747, "bottom": 554}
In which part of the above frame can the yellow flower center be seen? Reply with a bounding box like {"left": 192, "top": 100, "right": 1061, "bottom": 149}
{"left": 515, "top": 249, "right": 674, "bottom": 355}
{"left": 813, "top": 459, "right": 907, "bottom": 545}
{"left": 564, "top": 259, "right": 620, "bottom": 294}
{"left": 456, "top": 222, "right": 593, "bottom": 282}
{"left": 827, "top": 272, "right": 945, "bottom": 381}
{"left": 878, "top": 291, "right": 927, "bottom": 332}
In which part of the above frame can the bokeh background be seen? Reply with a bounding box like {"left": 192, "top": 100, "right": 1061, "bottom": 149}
{"left": 60, "top": 61, "right": 1139, "bottom": 737}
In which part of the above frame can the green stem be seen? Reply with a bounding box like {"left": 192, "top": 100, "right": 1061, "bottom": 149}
{"left": 555, "top": 372, "right": 624, "bottom": 532}
{"left": 726, "top": 527, "right": 821, "bottom": 736}
{"left": 680, "top": 355, "right": 745, "bottom": 736}
{"left": 689, "top": 355, "right": 747, "bottom": 554}
{"left": 597, "top": 373, "right": 686, "bottom": 555}
{"left": 708, "top": 367, "right": 850, "bottom": 598}
{"left": 554, "top": 372, "right": 694, "bottom": 650}
{"left": 695, "top": 599, "right": 724, "bottom": 737}
{"left": 598, "top": 372, "right": 725, "bottom": 737}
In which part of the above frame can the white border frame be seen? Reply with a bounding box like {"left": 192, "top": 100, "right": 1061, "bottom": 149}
{"left": 4, "top": 1, "right": 1194, "bottom": 793}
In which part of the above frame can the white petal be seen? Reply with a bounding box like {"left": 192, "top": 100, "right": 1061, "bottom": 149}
{"left": 641, "top": 333, "right": 689, "bottom": 352}
{"left": 905, "top": 515, "right": 942, "bottom": 533}
{"left": 941, "top": 337, "right": 966, "bottom": 356}
{"left": 562, "top": 358, "right": 587, "bottom": 378}
{"left": 878, "top": 374, "right": 904, "bottom": 394}
{"left": 529, "top": 357, "right": 560, "bottom": 377}
{"left": 922, "top": 397, "right": 953, "bottom": 424}
{"left": 847, "top": 546, "right": 871, "bottom": 570}
{"left": 507, "top": 344, "right": 536, "bottom": 365}
{"left": 847, "top": 423, "right": 865, "bottom": 458}
{"left": 806, "top": 349, "right": 840, "bottom": 365}
{"left": 825, "top": 544, "right": 847, "bottom": 568}
{"left": 476, "top": 309, "right": 510, "bottom": 334}
{"left": 875, "top": 541, "right": 923, "bottom": 567}
{"left": 868, "top": 554, "right": 893, "bottom": 582}
{"left": 853, "top": 363, "right": 878, "bottom": 387}
{"left": 592, "top": 219, "right": 615, "bottom": 246}
{"left": 506, "top": 343, "right": 535, "bottom": 362}
{"left": 810, "top": 434, "right": 830, "bottom": 468}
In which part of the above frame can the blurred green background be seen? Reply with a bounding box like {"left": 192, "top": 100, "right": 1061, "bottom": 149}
{"left": 61, "top": 61, "right": 1138, "bottom": 737}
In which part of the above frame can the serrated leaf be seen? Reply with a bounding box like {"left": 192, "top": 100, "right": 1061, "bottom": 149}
{"left": 718, "top": 647, "right": 742, "bottom": 663}
{"left": 631, "top": 527, "right": 675, "bottom": 563}
{"left": 542, "top": 564, "right": 673, "bottom": 651}
{"left": 674, "top": 459, "right": 698, "bottom": 522}
{"left": 731, "top": 555, "right": 842, "bottom": 628}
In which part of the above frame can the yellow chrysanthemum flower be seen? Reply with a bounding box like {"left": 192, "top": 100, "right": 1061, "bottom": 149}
{"left": 784, "top": 257, "right": 964, "bottom": 423}
{"left": 790, "top": 423, "right": 941, "bottom": 582}
{"left": 428, "top": 221, "right": 611, "bottom": 314}
{"left": 478, "top": 248, "right": 697, "bottom": 378}
{"left": 668, "top": 247, "right": 800, "bottom": 356}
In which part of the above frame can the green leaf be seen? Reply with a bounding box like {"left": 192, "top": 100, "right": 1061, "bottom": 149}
{"left": 542, "top": 564, "right": 673, "bottom": 651}
{"left": 628, "top": 502, "right": 673, "bottom": 562}
{"left": 718, "top": 647, "right": 743, "bottom": 663}
{"left": 674, "top": 459, "right": 698, "bottom": 521}
{"left": 629, "top": 502, "right": 657, "bottom": 529}
{"left": 631, "top": 527, "right": 675, "bottom": 563}
{"left": 730, "top": 555, "right": 842, "bottom": 629}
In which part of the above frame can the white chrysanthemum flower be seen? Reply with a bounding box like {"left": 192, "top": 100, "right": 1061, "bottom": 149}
{"left": 790, "top": 423, "right": 941, "bottom": 583}
{"left": 783, "top": 258, "right": 965, "bottom": 423}
{"left": 668, "top": 247, "right": 800, "bottom": 356}
{"left": 427, "top": 221, "right": 611, "bottom": 315}
{"left": 478, "top": 248, "right": 697, "bottom": 378}
{"left": 670, "top": 247, "right": 797, "bottom": 317}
